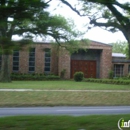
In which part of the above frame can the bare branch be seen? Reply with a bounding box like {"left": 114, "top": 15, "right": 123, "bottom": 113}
{"left": 89, "top": 19, "right": 123, "bottom": 31}
{"left": 60, "top": 0, "right": 86, "bottom": 16}
{"left": 46, "top": 0, "right": 52, "bottom": 4}
{"left": 114, "top": 1, "right": 130, "bottom": 10}
{"left": 106, "top": 4, "right": 129, "bottom": 27}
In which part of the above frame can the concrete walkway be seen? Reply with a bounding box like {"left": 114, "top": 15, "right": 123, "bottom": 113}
{"left": 0, "top": 89, "right": 130, "bottom": 92}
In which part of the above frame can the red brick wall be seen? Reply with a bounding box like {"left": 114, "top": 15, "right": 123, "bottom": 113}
{"left": 58, "top": 47, "right": 71, "bottom": 79}
{"left": 100, "top": 49, "right": 112, "bottom": 78}
{"left": 51, "top": 45, "right": 59, "bottom": 75}
{"left": 9, "top": 41, "right": 113, "bottom": 79}
{"left": 85, "top": 41, "right": 112, "bottom": 78}
{"left": 123, "top": 63, "right": 128, "bottom": 76}
{"left": 19, "top": 47, "right": 29, "bottom": 73}
{"left": 10, "top": 43, "right": 58, "bottom": 75}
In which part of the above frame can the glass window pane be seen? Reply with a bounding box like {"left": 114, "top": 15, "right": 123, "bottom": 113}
{"left": 13, "top": 57, "right": 19, "bottom": 61}
{"left": 29, "top": 62, "right": 35, "bottom": 66}
{"left": 29, "top": 53, "right": 35, "bottom": 57}
{"left": 44, "top": 49, "right": 51, "bottom": 73}
{"left": 29, "top": 57, "right": 35, "bottom": 61}
{"left": 13, "top": 62, "right": 19, "bottom": 66}
{"left": 13, "top": 51, "right": 19, "bottom": 71}
{"left": 44, "top": 67, "right": 50, "bottom": 71}
{"left": 114, "top": 64, "right": 123, "bottom": 77}
{"left": 29, "top": 67, "right": 35, "bottom": 72}
{"left": 45, "top": 63, "right": 50, "bottom": 66}
{"left": 45, "top": 52, "right": 51, "bottom": 57}
{"left": 29, "top": 48, "right": 35, "bottom": 72}
{"left": 45, "top": 57, "right": 50, "bottom": 62}
{"left": 13, "top": 67, "right": 19, "bottom": 71}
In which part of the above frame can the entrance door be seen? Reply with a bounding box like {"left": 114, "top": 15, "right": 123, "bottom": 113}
{"left": 71, "top": 60, "right": 96, "bottom": 78}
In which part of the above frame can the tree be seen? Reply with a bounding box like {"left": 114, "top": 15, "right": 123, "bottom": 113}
{"left": 59, "top": 0, "right": 130, "bottom": 58}
{"left": 0, "top": 0, "right": 81, "bottom": 82}
{"left": 110, "top": 41, "right": 127, "bottom": 53}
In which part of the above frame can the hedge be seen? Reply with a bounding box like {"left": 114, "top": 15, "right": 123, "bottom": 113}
{"left": 85, "top": 78, "right": 130, "bottom": 85}
{"left": 11, "top": 73, "right": 60, "bottom": 81}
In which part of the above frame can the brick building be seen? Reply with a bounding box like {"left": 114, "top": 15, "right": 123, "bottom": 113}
{"left": 112, "top": 53, "right": 130, "bottom": 77}
{"left": 0, "top": 40, "right": 130, "bottom": 79}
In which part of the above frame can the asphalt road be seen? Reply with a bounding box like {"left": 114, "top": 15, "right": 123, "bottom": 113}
{"left": 0, "top": 106, "right": 130, "bottom": 117}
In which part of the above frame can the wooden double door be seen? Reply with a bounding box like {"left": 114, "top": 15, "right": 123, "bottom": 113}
{"left": 71, "top": 60, "right": 96, "bottom": 78}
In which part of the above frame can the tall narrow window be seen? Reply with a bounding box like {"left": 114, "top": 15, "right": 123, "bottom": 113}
{"left": 114, "top": 64, "right": 124, "bottom": 77}
{"left": 0, "top": 55, "right": 2, "bottom": 71}
{"left": 13, "top": 50, "right": 19, "bottom": 72}
{"left": 44, "top": 49, "right": 51, "bottom": 74}
{"left": 29, "top": 48, "right": 35, "bottom": 72}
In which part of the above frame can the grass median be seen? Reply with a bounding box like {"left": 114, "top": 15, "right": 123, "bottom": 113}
{"left": 0, "top": 91, "right": 130, "bottom": 107}
{"left": 0, "top": 114, "right": 130, "bottom": 130}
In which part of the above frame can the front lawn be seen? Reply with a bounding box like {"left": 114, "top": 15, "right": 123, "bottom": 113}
{"left": 0, "top": 81, "right": 130, "bottom": 90}
{"left": 0, "top": 114, "right": 129, "bottom": 130}
{"left": 0, "top": 81, "right": 130, "bottom": 106}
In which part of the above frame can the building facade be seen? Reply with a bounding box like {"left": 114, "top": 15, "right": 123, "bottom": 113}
{"left": 112, "top": 53, "right": 130, "bottom": 77}
{"left": 0, "top": 41, "right": 129, "bottom": 79}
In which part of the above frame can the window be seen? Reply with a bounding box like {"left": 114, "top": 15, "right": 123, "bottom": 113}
{"left": 29, "top": 48, "right": 35, "bottom": 72}
{"left": 44, "top": 49, "right": 51, "bottom": 74}
{"left": 13, "top": 50, "right": 19, "bottom": 72}
{"left": 0, "top": 55, "right": 2, "bottom": 71}
{"left": 114, "top": 64, "right": 124, "bottom": 77}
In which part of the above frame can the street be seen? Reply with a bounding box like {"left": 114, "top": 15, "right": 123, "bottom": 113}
{"left": 0, "top": 106, "right": 130, "bottom": 117}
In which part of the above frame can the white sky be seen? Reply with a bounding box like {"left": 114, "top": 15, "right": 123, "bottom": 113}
{"left": 12, "top": 0, "right": 127, "bottom": 43}
{"left": 47, "top": 0, "right": 127, "bottom": 44}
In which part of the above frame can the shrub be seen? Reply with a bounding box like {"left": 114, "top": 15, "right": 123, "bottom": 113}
{"left": 127, "top": 73, "right": 130, "bottom": 79}
{"left": 108, "top": 70, "right": 114, "bottom": 79}
{"left": 74, "top": 72, "right": 84, "bottom": 82}
{"left": 60, "top": 69, "right": 66, "bottom": 79}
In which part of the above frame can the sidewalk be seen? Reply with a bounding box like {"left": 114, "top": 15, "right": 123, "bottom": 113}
{"left": 0, "top": 89, "right": 130, "bottom": 92}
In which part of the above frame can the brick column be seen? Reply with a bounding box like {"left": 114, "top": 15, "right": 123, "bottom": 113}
{"left": 51, "top": 46, "right": 59, "bottom": 75}
{"left": 35, "top": 44, "right": 45, "bottom": 74}
{"left": 100, "top": 48, "right": 112, "bottom": 78}
{"left": 19, "top": 48, "right": 29, "bottom": 73}
{"left": 58, "top": 47, "right": 70, "bottom": 79}
{"left": 123, "top": 63, "right": 128, "bottom": 76}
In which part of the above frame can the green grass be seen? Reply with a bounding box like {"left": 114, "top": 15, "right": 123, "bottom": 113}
{"left": 0, "top": 81, "right": 130, "bottom": 90}
{"left": 0, "top": 81, "right": 130, "bottom": 106}
{"left": 0, "top": 91, "right": 130, "bottom": 107}
{"left": 0, "top": 114, "right": 129, "bottom": 130}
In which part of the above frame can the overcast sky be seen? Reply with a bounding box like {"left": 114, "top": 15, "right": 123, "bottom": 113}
{"left": 47, "top": 0, "right": 127, "bottom": 44}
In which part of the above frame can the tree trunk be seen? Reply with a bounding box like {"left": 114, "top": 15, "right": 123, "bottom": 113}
{"left": 127, "top": 36, "right": 130, "bottom": 59}
{"left": 0, "top": 54, "right": 11, "bottom": 82}
{"left": 126, "top": 37, "right": 130, "bottom": 59}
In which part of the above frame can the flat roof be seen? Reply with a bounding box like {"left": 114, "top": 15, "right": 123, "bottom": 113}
{"left": 112, "top": 53, "right": 126, "bottom": 58}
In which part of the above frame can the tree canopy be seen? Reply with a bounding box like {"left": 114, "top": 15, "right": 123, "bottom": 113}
{"left": 0, "top": 0, "right": 82, "bottom": 82}
{"left": 0, "top": 0, "right": 81, "bottom": 54}
{"left": 59, "top": 0, "right": 130, "bottom": 58}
